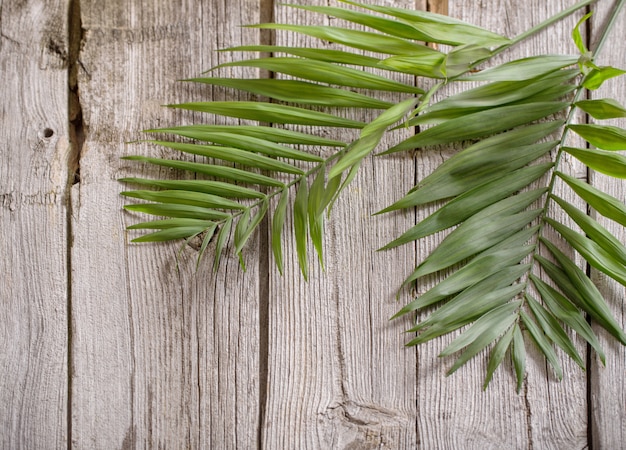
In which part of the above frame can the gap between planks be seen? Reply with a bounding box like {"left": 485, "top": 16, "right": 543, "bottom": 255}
{"left": 66, "top": 0, "right": 85, "bottom": 448}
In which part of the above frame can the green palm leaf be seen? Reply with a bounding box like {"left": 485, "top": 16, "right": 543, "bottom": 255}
{"left": 122, "top": 0, "right": 626, "bottom": 390}
{"left": 148, "top": 124, "right": 347, "bottom": 146}
{"left": 171, "top": 101, "right": 366, "bottom": 128}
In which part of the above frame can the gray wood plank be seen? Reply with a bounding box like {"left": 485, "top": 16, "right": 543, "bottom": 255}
{"left": 0, "top": 1, "right": 70, "bottom": 448}
{"left": 70, "top": 1, "right": 261, "bottom": 448}
{"left": 262, "top": 1, "right": 421, "bottom": 448}
{"left": 414, "top": 1, "right": 589, "bottom": 448}
{"left": 588, "top": 2, "right": 626, "bottom": 448}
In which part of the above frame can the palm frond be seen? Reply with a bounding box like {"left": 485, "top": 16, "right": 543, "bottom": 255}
{"left": 123, "top": 0, "right": 626, "bottom": 390}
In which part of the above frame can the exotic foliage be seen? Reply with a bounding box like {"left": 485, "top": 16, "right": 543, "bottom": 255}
{"left": 123, "top": 0, "right": 626, "bottom": 390}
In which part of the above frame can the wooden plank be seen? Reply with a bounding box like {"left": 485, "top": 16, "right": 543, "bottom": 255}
{"left": 262, "top": 1, "right": 421, "bottom": 448}
{"left": 414, "top": 1, "right": 589, "bottom": 448}
{"left": 588, "top": 2, "right": 626, "bottom": 448}
{"left": 0, "top": 1, "right": 70, "bottom": 448}
{"left": 71, "top": 0, "right": 261, "bottom": 448}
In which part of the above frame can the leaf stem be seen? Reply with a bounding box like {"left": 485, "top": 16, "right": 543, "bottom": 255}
{"left": 589, "top": 0, "right": 626, "bottom": 55}
{"left": 506, "top": 0, "right": 597, "bottom": 49}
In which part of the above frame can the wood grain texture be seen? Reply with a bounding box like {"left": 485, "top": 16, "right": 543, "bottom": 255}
{"left": 70, "top": 0, "right": 261, "bottom": 448}
{"left": 262, "top": 1, "right": 420, "bottom": 448}
{"left": 4, "top": 0, "right": 626, "bottom": 448}
{"left": 0, "top": 1, "right": 70, "bottom": 448}
{"left": 589, "top": 2, "right": 626, "bottom": 448}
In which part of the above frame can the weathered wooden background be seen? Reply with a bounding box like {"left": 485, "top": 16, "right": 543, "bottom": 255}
{"left": 2, "top": 0, "right": 625, "bottom": 448}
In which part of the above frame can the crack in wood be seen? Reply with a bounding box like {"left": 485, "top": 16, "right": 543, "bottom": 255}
{"left": 66, "top": 0, "right": 85, "bottom": 449}
{"left": 426, "top": 0, "right": 448, "bottom": 16}
{"left": 68, "top": 0, "right": 85, "bottom": 186}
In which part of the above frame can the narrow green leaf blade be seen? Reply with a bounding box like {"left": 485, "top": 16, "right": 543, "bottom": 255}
{"left": 130, "top": 227, "right": 207, "bottom": 243}
{"left": 154, "top": 133, "right": 324, "bottom": 162}
{"left": 583, "top": 66, "right": 626, "bottom": 90}
{"left": 122, "top": 156, "right": 284, "bottom": 187}
{"left": 557, "top": 171, "right": 626, "bottom": 226}
{"left": 234, "top": 209, "right": 251, "bottom": 261}
{"left": 196, "top": 223, "right": 219, "bottom": 270}
{"left": 308, "top": 167, "right": 326, "bottom": 269}
{"left": 127, "top": 218, "right": 215, "bottom": 230}
{"left": 568, "top": 124, "right": 626, "bottom": 150}
{"left": 326, "top": 162, "right": 361, "bottom": 217}
{"left": 120, "top": 178, "right": 265, "bottom": 199}
{"left": 223, "top": 44, "right": 388, "bottom": 69}
{"left": 382, "top": 123, "right": 561, "bottom": 210}
{"left": 150, "top": 124, "right": 347, "bottom": 147}
{"left": 213, "top": 217, "right": 232, "bottom": 272}
{"left": 188, "top": 77, "right": 393, "bottom": 109}
{"left": 536, "top": 255, "right": 585, "bottom": 306}
{"left": 483, "top": 325, "right": 516, "bottom": 390}
{"left": 575, "top": 98, "right": 626, "bottom": 120}
{"left": 122, "top": 190, "right": 246, "bottom": 210}
{"left": 294, "top": 179, "right": 309, "bottom": 280}
{"left": 124, "top": 203, "right": 231, "bottom": 221}
{"left": 397, "top": 239, "right": 533, "bottom": 319}
{"left": 512, "top": 325, "right": 526, "bottom": 393}
{"left": 571, "top": 12, "right": 592, "bottom": 54}
{"left": 235, "top": 199, "right": 269, "bottom": 257}
{"left": 520, "top": 310, "right": 563, "bottom": 380}
{"left": 564, "top": 146, "right": 626, "bottom": 178}
{"left": 329, "top": 133, "right": 381, "bottom": 180}
{"left": 444, "top": 45, "right": 493, "bottom": 78}
{"left": 379, "top": 53, "right": 446, "bottom": 78}
{"left": 272, "top": 189, "right": 290, "bottom": 275}
{"left": 149, "top": 140, "right": 306, "bottom": 173}
{"left": 171, "top": 101, "right": 365, "bottom": 128}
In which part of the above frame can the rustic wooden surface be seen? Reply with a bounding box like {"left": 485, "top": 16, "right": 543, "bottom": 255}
{"left": 1, "top": 0, "right": 625, "bottom": 448}
{"left": 0, "top": 1, "right": 70, "bottom": 448}
{"left": 262, "top": 1, "right": 419, "bottom": 448}
{"left": 71, "top": 1, "right": 262, "bottom": 448}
